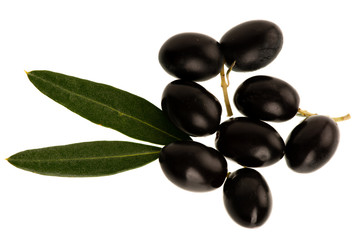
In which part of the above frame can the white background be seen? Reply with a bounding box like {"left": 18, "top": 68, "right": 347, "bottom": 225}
{"left": 1, "top": 0, "right": 359, "bottom": 239}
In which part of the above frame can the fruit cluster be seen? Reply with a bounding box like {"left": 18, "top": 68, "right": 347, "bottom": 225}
{"left": 157, "top": 20, "right": 349, "bottom": 228}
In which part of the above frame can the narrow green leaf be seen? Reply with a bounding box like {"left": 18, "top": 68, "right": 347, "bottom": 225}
{"left": 7, "top": 141, "right": 161, "bottom": 177}
{"left": 26, "top": 70, "right": 191, "bottom": 145}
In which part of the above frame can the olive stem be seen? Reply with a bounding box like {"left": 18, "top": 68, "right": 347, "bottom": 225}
{"left": 226, "top": 61, "right": 236, "bottom": 83}
{"left": 297, "top": 108, "right": 351, "bottom": 122}
{"left": 220, "top": 63, "right": 233, "bottom": 117}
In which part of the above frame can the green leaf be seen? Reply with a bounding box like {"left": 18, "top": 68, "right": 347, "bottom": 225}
{"left": 26, "top": 70, "right": 190, "bottom": 145}
{"left": 7, "top": 141, "right": 161, "bottom": 177}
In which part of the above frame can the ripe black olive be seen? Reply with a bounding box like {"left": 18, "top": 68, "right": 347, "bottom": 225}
{"left": 223, "top": 168, "right": 272, "bottom": 228}
{"left": 161, "top": 80, "right": 222, "bottom": 137}
{"left": 215, "top": 117, "right": 284, "bottom": 167}
{"left": 220, "top": 20, "right": 283, "bottom": 71}
{"left": 285, "top": 115, "right": 340, "bottom": 173}
{"left": 158, "top": 32, "right": 224, "bottom": 81}
{"left": 159, "top": 141, "right": 228, "bottom": 192}
{"left": 234, "top": 75, "right": 300, "bottom": 122}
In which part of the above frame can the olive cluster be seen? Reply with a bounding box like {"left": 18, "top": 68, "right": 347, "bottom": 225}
{"left": 157, "top": 20, "right": 341, "bottom": 228}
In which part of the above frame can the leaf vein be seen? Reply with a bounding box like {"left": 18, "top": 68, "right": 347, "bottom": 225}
{"left": 12, "top": 151, "right": 161, "bottom": 163}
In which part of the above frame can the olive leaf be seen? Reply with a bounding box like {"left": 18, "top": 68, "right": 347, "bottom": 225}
{"left": 26, "top": 70, "right": 191, "bottom": 145}
{"left": 7, "top": 141, "right": 161, "bottom": 177}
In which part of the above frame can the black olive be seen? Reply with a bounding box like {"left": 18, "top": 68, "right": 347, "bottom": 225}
{"left": 285, "top": 115, "right": 340, "bottom": 173}
{"left": 215, "top": 117, "right": 285, "bottom": 167}
{"left": 161, "top": 80, "right": 222, "bottom": 137}
{"left": 158, "top": 32, "right": 224, "bottom": 81}
{"left": 159, "top": 141, "right": 228, "bottom": 192}
{"left": 234, "top": 75, "right": 300, "bottom": 122}
{"left": 220, "top": 20, "right": 283, "bottom": 71}
{"left": 223, "top": 168, "right": 272, "bottom": 228}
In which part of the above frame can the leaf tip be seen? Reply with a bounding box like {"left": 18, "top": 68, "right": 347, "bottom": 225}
{"left": 24, "top": 70, "right": 29, "bottom": 75}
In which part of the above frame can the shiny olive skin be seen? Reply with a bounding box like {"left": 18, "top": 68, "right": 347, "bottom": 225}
{"left": 215, "top": 117, "right": 285, "bottom": 167}
{"left": 234, "top": 75, "right": 300, "bottom": 122}
{"left": 159, "top": 141, "right": 228, "bottom": 192}
{"left": 220, "top": 20, "right": 283, "bottom": 71}
{"left": 161, "top": 80, "right": 222, "bottom": 137}
{"left": 223, "top": 168, "right": 272, "bottom": 228}
{"left": 158, "top": 32, "right": 224, "bottom": 81}
{"left": 285, "top": 115, "right": 340, "bottom": 173}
